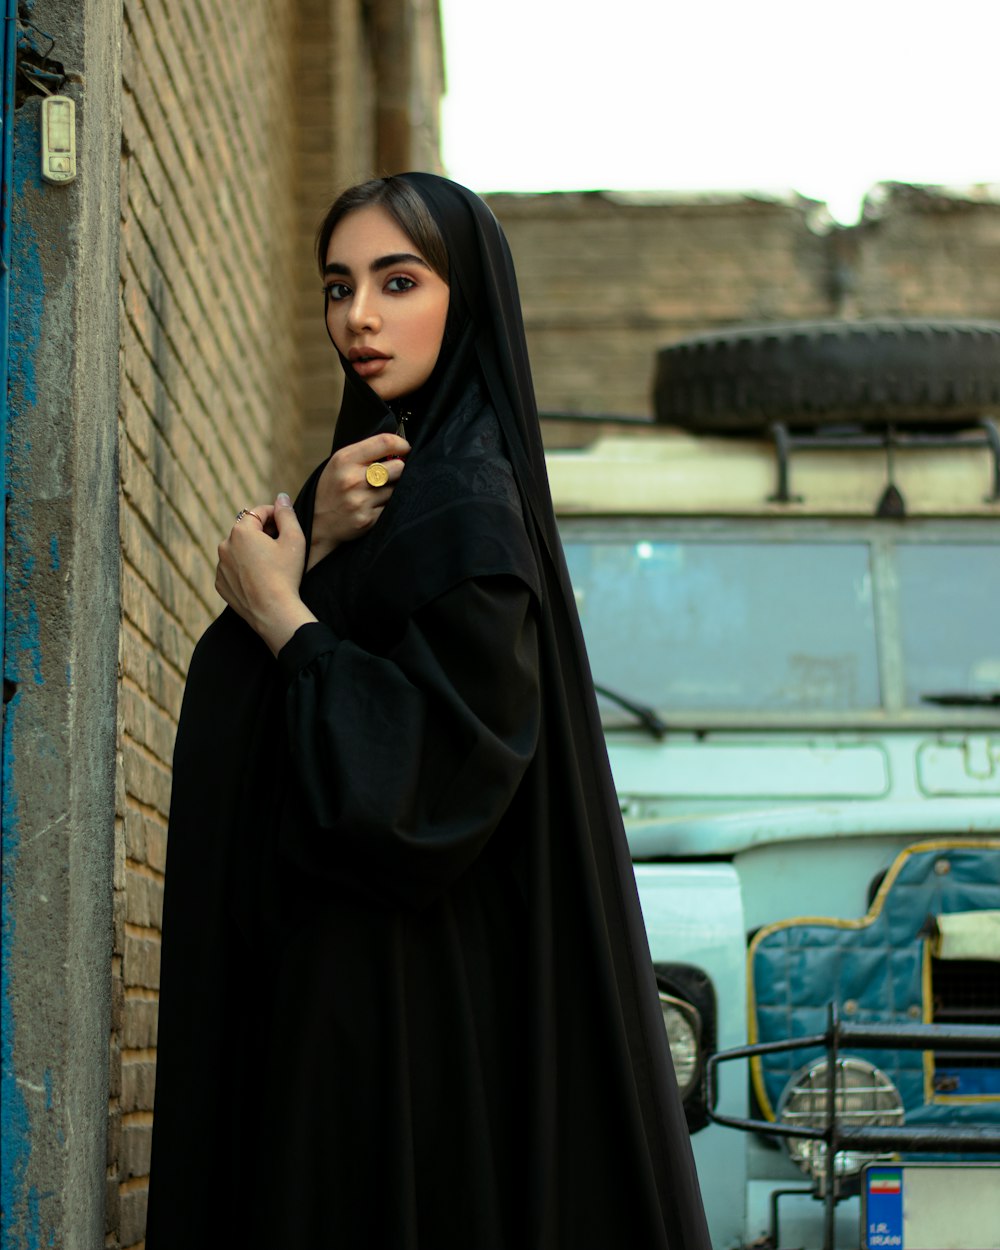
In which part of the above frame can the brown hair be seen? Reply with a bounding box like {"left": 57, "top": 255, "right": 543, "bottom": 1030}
{"left": 316, "top": 177, "right": 449, "bottom": 282}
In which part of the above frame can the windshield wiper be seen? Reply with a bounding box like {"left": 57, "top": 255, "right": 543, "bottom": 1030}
{"left": 593, "top": 684, "right": 668, "bottom": 739}
{"left": 920, "top": 690, "right": 1000, "bottom": 707}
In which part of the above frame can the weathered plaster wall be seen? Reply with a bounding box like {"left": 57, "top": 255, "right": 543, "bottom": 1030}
{"left": 113, "top": 1, "right": 300, "bottom": 1241}
{"left": 3, "top": 0, "right": 122, "bottom": 1246}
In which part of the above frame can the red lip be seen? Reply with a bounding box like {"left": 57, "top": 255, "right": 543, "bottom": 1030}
{"left": 348, "top": 346, "right": 390, "bottom": 362}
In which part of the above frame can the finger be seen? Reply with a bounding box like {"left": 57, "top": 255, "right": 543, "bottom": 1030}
{"left": 273, "top": 493, "right": 304, "bottom": 542}
{"left": 354, "top": 432, "right": 411, "bottom": 462}
{"left": 359, "top": 455, "right": 406, "bottom": 490}
{"left": 252, "top": 503, "right": 277, "bottom": 536}
{"left": 215, "top": 562, "right": 231, "bottom": 603}
{"left": 378, "top": 458, "right": 406, "bottom": 485}
{"left": 232, "top": 505, "right": 270, "bottom": 534}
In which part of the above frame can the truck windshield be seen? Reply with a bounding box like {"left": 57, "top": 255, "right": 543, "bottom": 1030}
{"left": 563, "top": 534, "right": 1000, "bottom": 717}
{"left": 563, "top": 539, "right": 880, "bottom": 712}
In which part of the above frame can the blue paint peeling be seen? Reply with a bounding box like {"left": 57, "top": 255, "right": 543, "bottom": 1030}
{"left": 1, "top": 716, "right": 35, "bottom": 1250}
{"left": 47, "top": 535, "right": 58, "bottom": 572}
{"left": 2, "top": 501, "right": 46, "bottom": 692}
{"left": 18, "top": 599, "right": 44, "bottom": 686}
{"left": 27, "top": 1188, "right": 41, "bottom": 1247}
{"left": 2, "top": 102, "right": 49, "bottom": 1250}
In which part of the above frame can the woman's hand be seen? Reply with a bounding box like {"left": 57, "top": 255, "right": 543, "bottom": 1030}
{"left": 308, "top": 432, "right": 410, "bottom": 570}
{"left": 216, "top": 494, "right": 318, "bottom": 655}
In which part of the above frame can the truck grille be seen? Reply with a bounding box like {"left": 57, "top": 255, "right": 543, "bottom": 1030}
{"left": 931, "top": 957, "right": 1000, "bottom": 1086}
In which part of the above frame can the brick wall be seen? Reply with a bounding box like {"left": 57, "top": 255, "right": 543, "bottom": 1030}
{"left": 109, "top": 2, "right": 442, "bottom": 1245}
{"left": 849, "top": 184, "right": 1000, "bottom": 319}
{"left": 486, "top": 184, "right": 1000, "bottom": 422}
{"left": 113, "top": 1, "right": 298, "bottom": 1241}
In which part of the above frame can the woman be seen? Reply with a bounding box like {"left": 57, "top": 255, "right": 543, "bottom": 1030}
{"left": 146, "top": 174, "right": 709, "bottom": 1250}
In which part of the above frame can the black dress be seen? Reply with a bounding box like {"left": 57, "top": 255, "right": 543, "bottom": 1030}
{"left": 146, "top": 175, "right": 710, "bottom": 1250}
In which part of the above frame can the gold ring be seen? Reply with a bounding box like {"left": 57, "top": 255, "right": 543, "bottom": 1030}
{"left": 235, "top": 509, "right": 264, "bottom": 524}
{"left": 365, "top": 463, "right": 390, "bottom": 488}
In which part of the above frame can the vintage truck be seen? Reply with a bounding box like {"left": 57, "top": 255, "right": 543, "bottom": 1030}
{"left": 544, "top": 320, "right": 1000, "bottom": 1250}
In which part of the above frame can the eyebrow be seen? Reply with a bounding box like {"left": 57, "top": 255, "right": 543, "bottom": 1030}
{"left": 323, "top": 252, "right": 430, "bottom": 278}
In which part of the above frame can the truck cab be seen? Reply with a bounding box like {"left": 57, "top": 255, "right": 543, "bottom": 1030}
{"left": 545, "top": 320, "right": 1000, "bottom": 1249}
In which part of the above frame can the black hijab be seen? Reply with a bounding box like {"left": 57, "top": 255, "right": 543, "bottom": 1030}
{"left": 298, "top": 173, "right": 566, "bottom": 615}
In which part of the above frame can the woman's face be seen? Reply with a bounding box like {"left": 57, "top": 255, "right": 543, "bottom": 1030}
{"left": 323, "top": 204, "right": 450, "bottom": 403}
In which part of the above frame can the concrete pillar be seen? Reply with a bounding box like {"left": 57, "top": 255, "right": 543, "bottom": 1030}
{"left": 373, "top": 0, "right": 415, "bottom": 174}
{"left": 2, "top": 0, "right": 122, "bottom": 1245}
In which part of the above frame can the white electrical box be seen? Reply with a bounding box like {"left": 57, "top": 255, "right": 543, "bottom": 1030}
{"left": 41, "top": 95, "right": 77, "bottom": 185}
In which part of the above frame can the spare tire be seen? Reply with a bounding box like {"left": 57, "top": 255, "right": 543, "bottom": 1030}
{"left": 653, "top": 319, "right": 1000, "bottom": 432}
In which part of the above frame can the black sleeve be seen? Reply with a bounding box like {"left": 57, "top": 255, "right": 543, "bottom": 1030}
{"left": 275, "top": 575, "right": 539, "bottom": 907}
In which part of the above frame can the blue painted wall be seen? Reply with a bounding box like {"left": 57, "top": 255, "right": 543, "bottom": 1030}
{"left": 2, "top": 95, "right": 52, "bottom": 1250}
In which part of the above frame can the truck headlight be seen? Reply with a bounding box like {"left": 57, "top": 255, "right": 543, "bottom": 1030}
{"left": 778, "top": 1056, "right": 904, "bottom": 1181}
{"left": 658, "top": 992, "right": 702, "bottom": 1098}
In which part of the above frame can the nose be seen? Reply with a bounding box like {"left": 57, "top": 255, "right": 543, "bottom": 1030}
{"left": 345, "top": 284, "right": 381, "bottom": 335}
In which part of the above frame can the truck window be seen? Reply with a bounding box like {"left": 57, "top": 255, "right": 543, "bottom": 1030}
{"left": 563, "top": 538, "right": 880, "bottom": 712}
{"left": 897, "top": 543, "right": 1000, "bottom": 706}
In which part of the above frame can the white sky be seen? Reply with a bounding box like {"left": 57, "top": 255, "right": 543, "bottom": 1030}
{"left": 439, "top": 0, "right": 999, "bottom": 224}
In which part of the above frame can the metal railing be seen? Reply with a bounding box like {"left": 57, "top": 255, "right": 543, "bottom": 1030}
{"left": 706, "top": 1004, "right": 1000, "bottom": 1250}
{"left": 768, "top": 418, "right": 1000, "bottom": 505}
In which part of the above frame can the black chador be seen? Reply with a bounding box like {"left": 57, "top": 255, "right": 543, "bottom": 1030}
{"left": 146, "top": 174, "right": 710, "bottom": 1250}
